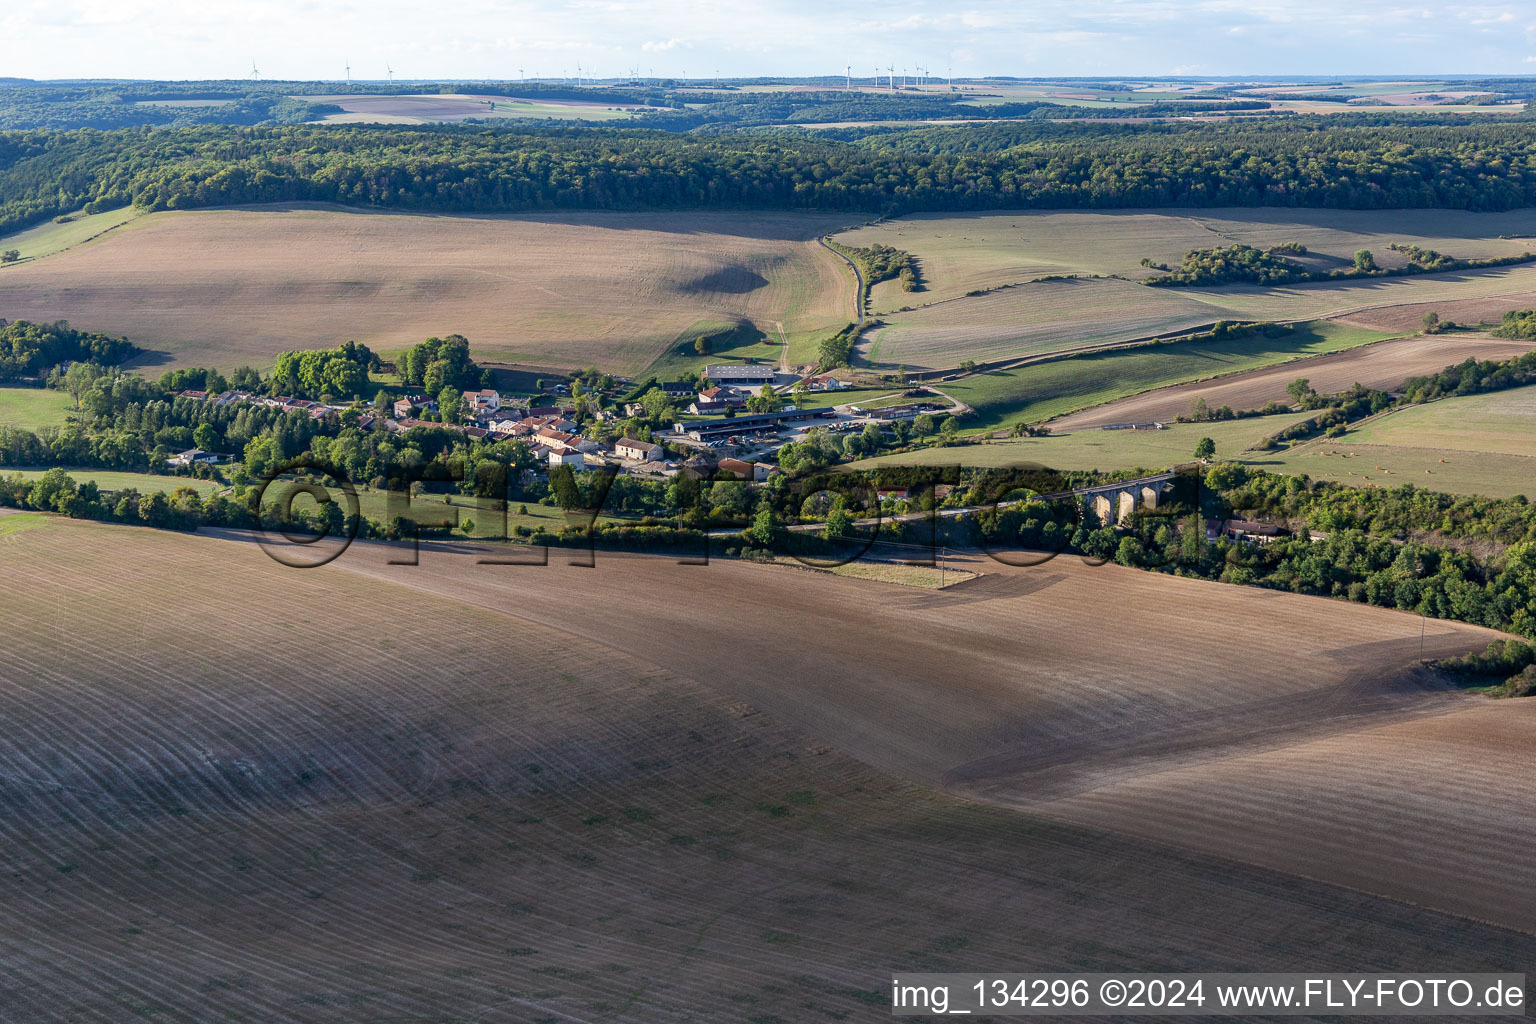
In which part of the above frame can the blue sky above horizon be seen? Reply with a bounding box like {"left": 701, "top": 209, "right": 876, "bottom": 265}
{"left": 4, "top": 0, "right": 1536, "bottom": 82}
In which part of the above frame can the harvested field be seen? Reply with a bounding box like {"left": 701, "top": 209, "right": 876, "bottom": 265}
{"left": 1050, "top": 333, "right": 1536, "bottom": 431}
{"left": 1336, "top": 292, "right": 1536, "bottom": 332}
{"left": 0, "top": 205, "right": 856, "bottom": 375}
{"left": 921, "top": 320, "right": 1397, "bottom": 434}
{"left": 836, "top": 208, "right": 1536, "bottom": 368}
{"left": 860, "top": 277, "right": 1221, "bottom": 369}
{"left": 835, "top": 207, "right": 1536, "bottom": 313}
{"left": 305, "top": 92, "right": 644, "bottom": 123}
{"left": 860, "top": 412, "right": 1314, "bottom": 472}
{"left": 8, "top": 520, "right": 1535, "bottom": 1016}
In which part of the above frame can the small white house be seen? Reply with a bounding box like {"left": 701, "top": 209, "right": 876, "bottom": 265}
{"left": 615, "top": 437, "right": 664, "bottom": 462}
{"left": 549, "top": 449, "right": 585, "bottom": 470}
{"left": 167, "top": 448, "right": 218, "bottom": 468}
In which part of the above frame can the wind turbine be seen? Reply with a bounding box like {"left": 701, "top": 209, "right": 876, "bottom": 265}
{"left": 386, "top": 62, "right": 394, "bottom": 83}
{"left": 250, "top": 59, "right": 260, "bottom": 81}
{"left": 887, "top": 64, "right": 895, "bottom": 91}
{"left": 576, "top": 61, "right": 582, "bottom": 86}
{"left": 518, "top": 67, "right": 524, "bottom": 81}
{"left": 845, "top": 65, "right": 851, "bottom": 91}
{"left": 344, "top": 59, "right": 350, "bottom": 84}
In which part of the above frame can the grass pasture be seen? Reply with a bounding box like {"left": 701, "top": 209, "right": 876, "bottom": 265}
{"left": 2, "top": 467, "right": 224, "bottom": 496}
{"left": 933, "top": 319, "right": 1397, "bottom": 433}
{"left": 1253, "top": 383, "right": 1536, "bottom": 498}
{"left": 0, "top": 205, "right": 856, "bottom": 375}
{"left": 0, "top": 386, "right": 75, "bottom": 430}
{"left": 0, "top": 206, "right": 141, "bottom": 264}
{"left": 1342, "top": 384, "right": 1536, "bottom": 458}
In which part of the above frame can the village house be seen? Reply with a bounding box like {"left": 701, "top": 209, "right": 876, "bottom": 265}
{"left": 715, "top": 457, "right": 773, "bottom": 483}
{"left": 393, "top": 395, "right": 435, "bottom": 419}
{"left": 615, "top": 437, "right": 663, "bottom": 462}
{"left": 167, "top": 448, "right": 218, "bottom": 468}
{"left": 660, "top": 381, "right": 696, "bottom": 398}
{"left": 461, "top": 388, "right": 501, "bottom": 415}
{"left": 1206, "top": 519, "right": 1288, "bottom": 544}
{"left": 548, "top": 449, "right": 585, "bottom": 469}
{"left": 800, "top": 372, "right": 848, "bottom": 391}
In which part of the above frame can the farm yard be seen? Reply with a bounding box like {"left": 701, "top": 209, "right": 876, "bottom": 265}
{"left": 4, "top": 520, "right": 1532, "bottom": 1017}
{"left": 0, "top": 204, "right": 855, "bottom": 376}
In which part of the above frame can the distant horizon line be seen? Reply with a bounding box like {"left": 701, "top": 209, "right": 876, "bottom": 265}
{"left": 7, "top": 73, "right": 1536, "bottom": 85}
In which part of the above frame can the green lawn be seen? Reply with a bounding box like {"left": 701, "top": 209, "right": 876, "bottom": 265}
{"left": 938, "top": 320, "right": 1399, "bottom": 434}
{"left": 3, "top": 468, "right": 224, "bottom": 496}
{"left": 0, "top": 388, "right": 75, "bottom": 430}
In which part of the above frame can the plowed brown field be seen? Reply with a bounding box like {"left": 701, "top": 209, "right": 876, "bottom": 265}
{"left": 3, "top": 519, "right": 1533, "bottom": 1020}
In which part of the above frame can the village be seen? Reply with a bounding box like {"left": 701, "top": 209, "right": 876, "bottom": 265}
{"left": 165, "top": 361, "right": 955, "bottom": 485}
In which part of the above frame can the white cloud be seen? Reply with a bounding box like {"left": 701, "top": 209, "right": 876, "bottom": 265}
{"left": 1, "top": 0, "right": 1534, "bottom": 79}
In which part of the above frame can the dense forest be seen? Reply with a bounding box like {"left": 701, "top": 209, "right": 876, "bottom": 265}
{"left": 6, "top": 114, "right": 1536, "bottom": 235}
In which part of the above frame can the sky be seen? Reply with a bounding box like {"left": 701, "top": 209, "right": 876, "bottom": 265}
{"left": 4, "top": 0, "right": 1536, "bottom": 82}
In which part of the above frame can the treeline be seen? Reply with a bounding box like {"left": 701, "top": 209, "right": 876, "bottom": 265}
{"left": 0, "top": 81, "right": 687, "bottom": 131}
{"left": 0, "top": 89, "right": 344, "bottom": 131}
{"left": 1492, "top": 308, "right": 1536, "bottom": 340}
{"left": 1147, "top": 242, "right": 1536, "bottom": 287}
{"left": 9, "top": 117, "right": 1536, "bottom": 236}
{"left": 0, "top": 319, "right": 139, "bottom": 380}
{"left": 1401, "top": 346, "right": 1536, "bottom": 403}
{"left": 833, "top": 241, "right": 922, "bottom": 297}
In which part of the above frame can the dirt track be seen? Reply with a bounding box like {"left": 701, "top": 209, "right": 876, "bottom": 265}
{"left": 3, "top": 519, "right": 1534, "bottom": 1019}
{"left": 1051, "top": 333, "right": 1535, "bottom": 431}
